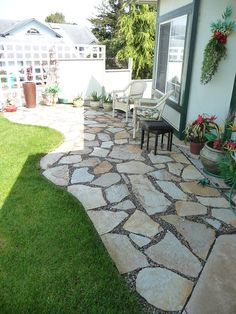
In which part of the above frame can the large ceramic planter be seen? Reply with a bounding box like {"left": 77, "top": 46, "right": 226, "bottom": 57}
{"left": 200, "top": 141, "right": 226, "bottom": 175}
{"left": 23, "top": 82, "right": 36, "bottom": 108}
{"left": 90, "top": 101, "right": 100, "bottom": 109}
{"left": 190, "top": 141, "right": 205, "bottom": 155}
{"left": 73, "top": 99, "right": 84, "bottom": 107}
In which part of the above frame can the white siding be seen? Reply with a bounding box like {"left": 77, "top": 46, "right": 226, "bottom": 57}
{"left": 159, "top": 0, "right": 192, "bottom": 15}
{"left": 187, "top": 0, "right": 236, "bottom": 124}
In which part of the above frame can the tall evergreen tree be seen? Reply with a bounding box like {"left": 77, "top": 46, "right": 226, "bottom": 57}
{"left": 89, "top": 0, "right": 125, "bottom": 68}
{"left": 117, "top": 2, "right": 156, "bottom": 79}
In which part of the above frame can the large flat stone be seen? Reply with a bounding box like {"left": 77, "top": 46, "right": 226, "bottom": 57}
{"left": 171, "top": 153, "right": 190, "bottom": 164}
{"left": 97, "top": 133, "right": 111, "bottom": 142}
{"left": 129, "top": 175, "right": 171, "bottom": 215}
{"left": 167, "top": 162, "right": 185, "bottom": 176}
{"left": 182, "top": 165, "right": 204, "bottom": 180}
{"left": 87, "top": 210, "right": 128, "bottom": 235}
{"left": 197, "top": 196, "right": 229, "bottom": 208}
{"left": 76, "top": 157, "right": 101, "bottom": 167}
{"left": 180, "top": 181, "right": 220, "bottom": 197}
{"left": 145, "top": 231, "right": 202, "bottom": 277}
{"left": 156, "top": 181, "right": 188, "bottom": 200}
{"left": 136, "top": 267, "right": 193, "bottom": 311}
{"left": 101, "top": 234, "right": 149, "bottom": 273}
{"left": 94, "top": 161, "right": 113, "bottom": 175}
{"left": 40, "top": 152, "right": 64, "bottom": 170}
{"left": 109, "top": 145, "right": 144, "bottom": 161}
{"left": 129, "top": 233, "right": 151, "bottom": 247}
{"left": 211, "top": 208, "right": 236, "bottom": 227}
{"left": 84, "top": 133, "right": 96, "bottom": 141}
{"left": 148, "top": 152, "right": 173, "bottom": 164}
{"left": 161, "top": 215, "right": 215, "bottom": 260}
{"left": 71, "top": 167, "right": 94, "bottom": 184}
{"left": 149, "top": 169, "right": 180, "bottom": 182}
{"left": 68, "top": 185, "right": 106, "bottom": 210}
{"left": 176, "top": 201, "right": 207, "bottom": 216}
{"left": 114, "top": 130, "right": 130, "bottom": 140}
{"left": 105, "top": 184, "right": 129, "bottom": 203}
{"left": 92, "top": 173, "right": 121, "bottom": 187}
{"left": 59, "top": 154, "right": 82, "bottom": 164}
{"left": 90, "top": 147, "right": 109, "bottom": 158}
{"left": 123, "top": 210, "right": 162, "bottom": 237}
{"left": 112, "top": 200, "right": 136, "bottom": 210}
{"left": 43, "top": 165, "right": 69, "bottom": 186}
{"left": 117, "top": 161, "right": 154, "bottom": 174}
{"left": 186, "top": 235, "right": 236, "bottom": 314}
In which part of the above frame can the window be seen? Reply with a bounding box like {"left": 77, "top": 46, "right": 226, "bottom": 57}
{"left": 156, "top": 15, "right": 187, "bottom": 104}
{"left": 27, "top": 28, "right": 40, "bottom": 35}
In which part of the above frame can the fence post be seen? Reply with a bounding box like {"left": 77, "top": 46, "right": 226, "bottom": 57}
{"left": 128, "top": 57, "right": 133, "bottom": 81}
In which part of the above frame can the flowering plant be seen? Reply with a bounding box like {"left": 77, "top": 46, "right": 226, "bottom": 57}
{"left": 184, "top": 114, "right": 217, "bottom": 143}
{"left": 201, "top": 6, "right": 236, "bottom": 84}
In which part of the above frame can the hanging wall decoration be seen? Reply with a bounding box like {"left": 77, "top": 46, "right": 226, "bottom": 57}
{"left": 200, "top": 6, "right": 235, "bottom": 85}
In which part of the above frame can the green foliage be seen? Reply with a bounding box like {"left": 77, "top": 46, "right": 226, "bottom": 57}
{"left": 90, "top": 91, "right": 102, "bottom": 101}
{"left": 210, "top": 6, "right": 236, "bottom": 34}
{"left": 44, "top": 84, "right": 60, "bottom": 94}
{"left": 0, "top": 115, "right": 143, "bottom": 314}
{"left": 219, "top": 152, "right": 236, "bottom": 186}
{"left": 117, "top": 2, "right": 156, "bottom": 79}
{"left": 102, "top": 93, "right": 112, "bottom": 103}
{"left": 200, "top": 37, "right": 227, "bottom": 84}
{"left": 45, "top": 12, "right": 66, "bottom": 23}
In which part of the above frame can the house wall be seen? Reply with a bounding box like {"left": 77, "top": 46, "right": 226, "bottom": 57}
{"left": 186, "top": 0, "right": 236, "bottom": 124}
{"left": 159, "top": 0, "right": 192, "bottom": 15}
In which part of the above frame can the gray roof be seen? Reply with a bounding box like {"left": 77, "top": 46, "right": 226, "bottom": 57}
{"left": 0, "top": 18, "right": 98, "bottom": 45}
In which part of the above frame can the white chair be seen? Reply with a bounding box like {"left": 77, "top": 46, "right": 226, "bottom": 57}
{"left": 132, "top": 89, "right": 174, "bottom": 139}
{"left": 112, "top": 81, "right": 147, "bottom": 122}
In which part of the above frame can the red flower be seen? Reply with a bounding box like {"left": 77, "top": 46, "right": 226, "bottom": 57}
{"left": 207, "top": 115, "right": 217, "bottom": 121}
{"left": 213, "top": 139, "right": 222, "bottom": 150}
{"left": 196, "top": 115, "right": 204, "bottom": 124}
{"left": 225, "top": 140, "right": 236, "bottom": 151}
{"left": 220, "top": 35, "right": 227, "bottom": 44}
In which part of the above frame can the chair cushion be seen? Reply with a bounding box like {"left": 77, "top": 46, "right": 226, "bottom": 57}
{"left": 137, "top": 107, "right": 160, "bottom": 120}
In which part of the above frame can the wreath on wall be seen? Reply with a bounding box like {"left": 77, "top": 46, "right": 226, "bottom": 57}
{"left": 201, "top": 6, "right": 236, "bottom": 85}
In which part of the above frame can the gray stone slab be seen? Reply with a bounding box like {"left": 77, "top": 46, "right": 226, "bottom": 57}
{"left": 112, "top": 200, "right": 136, "bottom": 210}
{"left": 97, "top": 133, "right": 111, "bottom": 142}
{"left": 162, "top": 215, "right": 216, "bottom": 260}
{"left": 105, "top": 184, "right": 129, "bottom": 203}
{"left": 117, "top": 161, "right": 154, "bottom": 174}
{"left": 101, "top": 141, "right": 113, "bottom": 149}
{"left": 109, "top": 145, "right": 145, "bottom": 161}
{"left": 205, "top": 218, "right": 222, "bottom": 230}
{"left": 186, "top": 235, "right": 236, "bottom": 314}
{"left": 68, "top": 185, "right": 106, "bottom": 210}
{"left": 84, "top": 140, "right": 100, "bottom": 147}
{"left": 167, "top": 162, "right": 185, "bottom": 176}
{"left": 43, "top": 165, "right": 69, "bottom": 186}
{"left": 136, "top": 267, "right": 193, "bottom": 311}
{"left": 156, "top": 181, "right": 188, "bottom": 200}
{"left": 59, "top": 155, "right": 82, "bottom": 164}
{"left": 149, "top": 169, "right": 180, "bottom": 182}
{"left": 197, "top": 197, "right": 229, "bottom": 208}
{"left": 171, "top": 153, "right": 190, "bottom": 164}
{"left": 75, "top": 157, "right": 100, "bottom": 167}
{"left": 180, "top": 181, "right": 220, "bottom": 197}
{"left": 101, "top": 234, "right": 149, "bottom": 274}
{"left": 129, "top": 175, "right": 171, "bottom": 214}
{"left": 211, "top": 208, "right": 236, "bottom": 227}
{"left": 92, "top": 173, "right": 121, "bottom": 187}
{"left": 106, "top": 127, "right": 124, "bottom": 133}
{"left": 84, "top": 133, "right": 96, "bottom": 141}
{"left": 90, "top": 147, "right": 109, "bottom": 158}
{"left": 145, "top": 231, "right": 202, "bottom": 277}
{"left": 148, "top": 152, "right": 173, "bottom": 164}
{"left": 129, "top": 233, "right": 151, "bottom": 247}
{"left": 87, "top": 210, "right": 128, "bottom": 235}
{"left": 40, "top": 152, "right": 64, "bottom": 170}
{"left": 176, "top": 201, "right": 207, "bottom": 216}
{"left": 115, "top": 139, "right": 128, "bottom": 145}
{"left": 71, "top": 167, "right": 94, "bottom": 184}
{"left": 182, "top": 165, "right": 204, "bottom": 180}
{"left": 123, "top": 210, "right": 162, "bottom": 237}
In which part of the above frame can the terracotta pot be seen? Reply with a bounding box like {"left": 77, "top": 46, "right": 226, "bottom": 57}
{"left": 23, "top": 82, "right": 36, "bottom": 108}
{"left": 200, "top": 141, "right": 226, "bottom": 175}
{"left": 190, "top": 141, "right": 205, "bottom": 155}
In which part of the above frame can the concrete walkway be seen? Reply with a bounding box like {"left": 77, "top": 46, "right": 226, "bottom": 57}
{"left": 4, "top": 104, "right": 236, "bottom": 313}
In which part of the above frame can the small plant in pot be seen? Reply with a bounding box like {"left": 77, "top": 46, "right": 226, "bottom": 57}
{"left": 102, "top": 94, "right": 112, "bottom": 112}
{"left": 42, "top": 84, "right": 60, "bottom": 106}
{"left": 72, "top": 95, "right": 83, "bottom": 107}
{"left": 90, "top": 91, "right": 102, "bottom": 109}
{"left": 184, "top": 114, "right": 217, "bottom": 155}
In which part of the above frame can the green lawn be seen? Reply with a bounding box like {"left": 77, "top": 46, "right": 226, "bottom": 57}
{"left": 0, "top": 115, "right": 143, "bottom": 314}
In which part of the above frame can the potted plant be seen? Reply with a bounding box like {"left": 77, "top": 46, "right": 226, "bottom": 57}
{"left": 72, "top": 95, "right": 84, "bottom": 107}
{"left": 42, "top": 84, "right": 60, "bottom": 106}
{"left": 102, "top": 94, "right": 112, "bottom": 112}
{"left": 184, "top": 114, "right": 217, "bottom": 155}
{"left": 23, "top": 65, "right": 36, "bottom": 108}
{"left": 90, "top": 91, "right": 102, "bottom": 109}
{"left": 200, "top": 113, "right": 236, "bottom": 175}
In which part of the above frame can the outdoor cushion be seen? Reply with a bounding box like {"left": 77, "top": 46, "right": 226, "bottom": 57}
{"left": 137, "top": 107, "right": 160, "bottom": 120}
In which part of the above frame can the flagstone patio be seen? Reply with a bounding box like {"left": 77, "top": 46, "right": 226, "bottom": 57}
{"left": 4, "top": 104, "right": 236, "bottom": 313}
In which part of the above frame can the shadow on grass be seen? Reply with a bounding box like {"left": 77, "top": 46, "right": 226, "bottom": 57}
{"left": 0, "top": 153, "right": 143, "bottom": 314}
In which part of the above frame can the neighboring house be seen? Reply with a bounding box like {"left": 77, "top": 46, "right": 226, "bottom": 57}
{"left": 139, "top": 0, "right": 236, "bottom": 138}
{"left": 0, "top": 18, "right": 98, "bottom": 44}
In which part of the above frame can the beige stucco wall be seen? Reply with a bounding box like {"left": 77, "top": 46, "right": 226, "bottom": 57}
{"left": 187, "top": 0, "right": 236, "bottom": 124}
{"left": 159, "top": 0, "right": 192, "bottom": 15}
